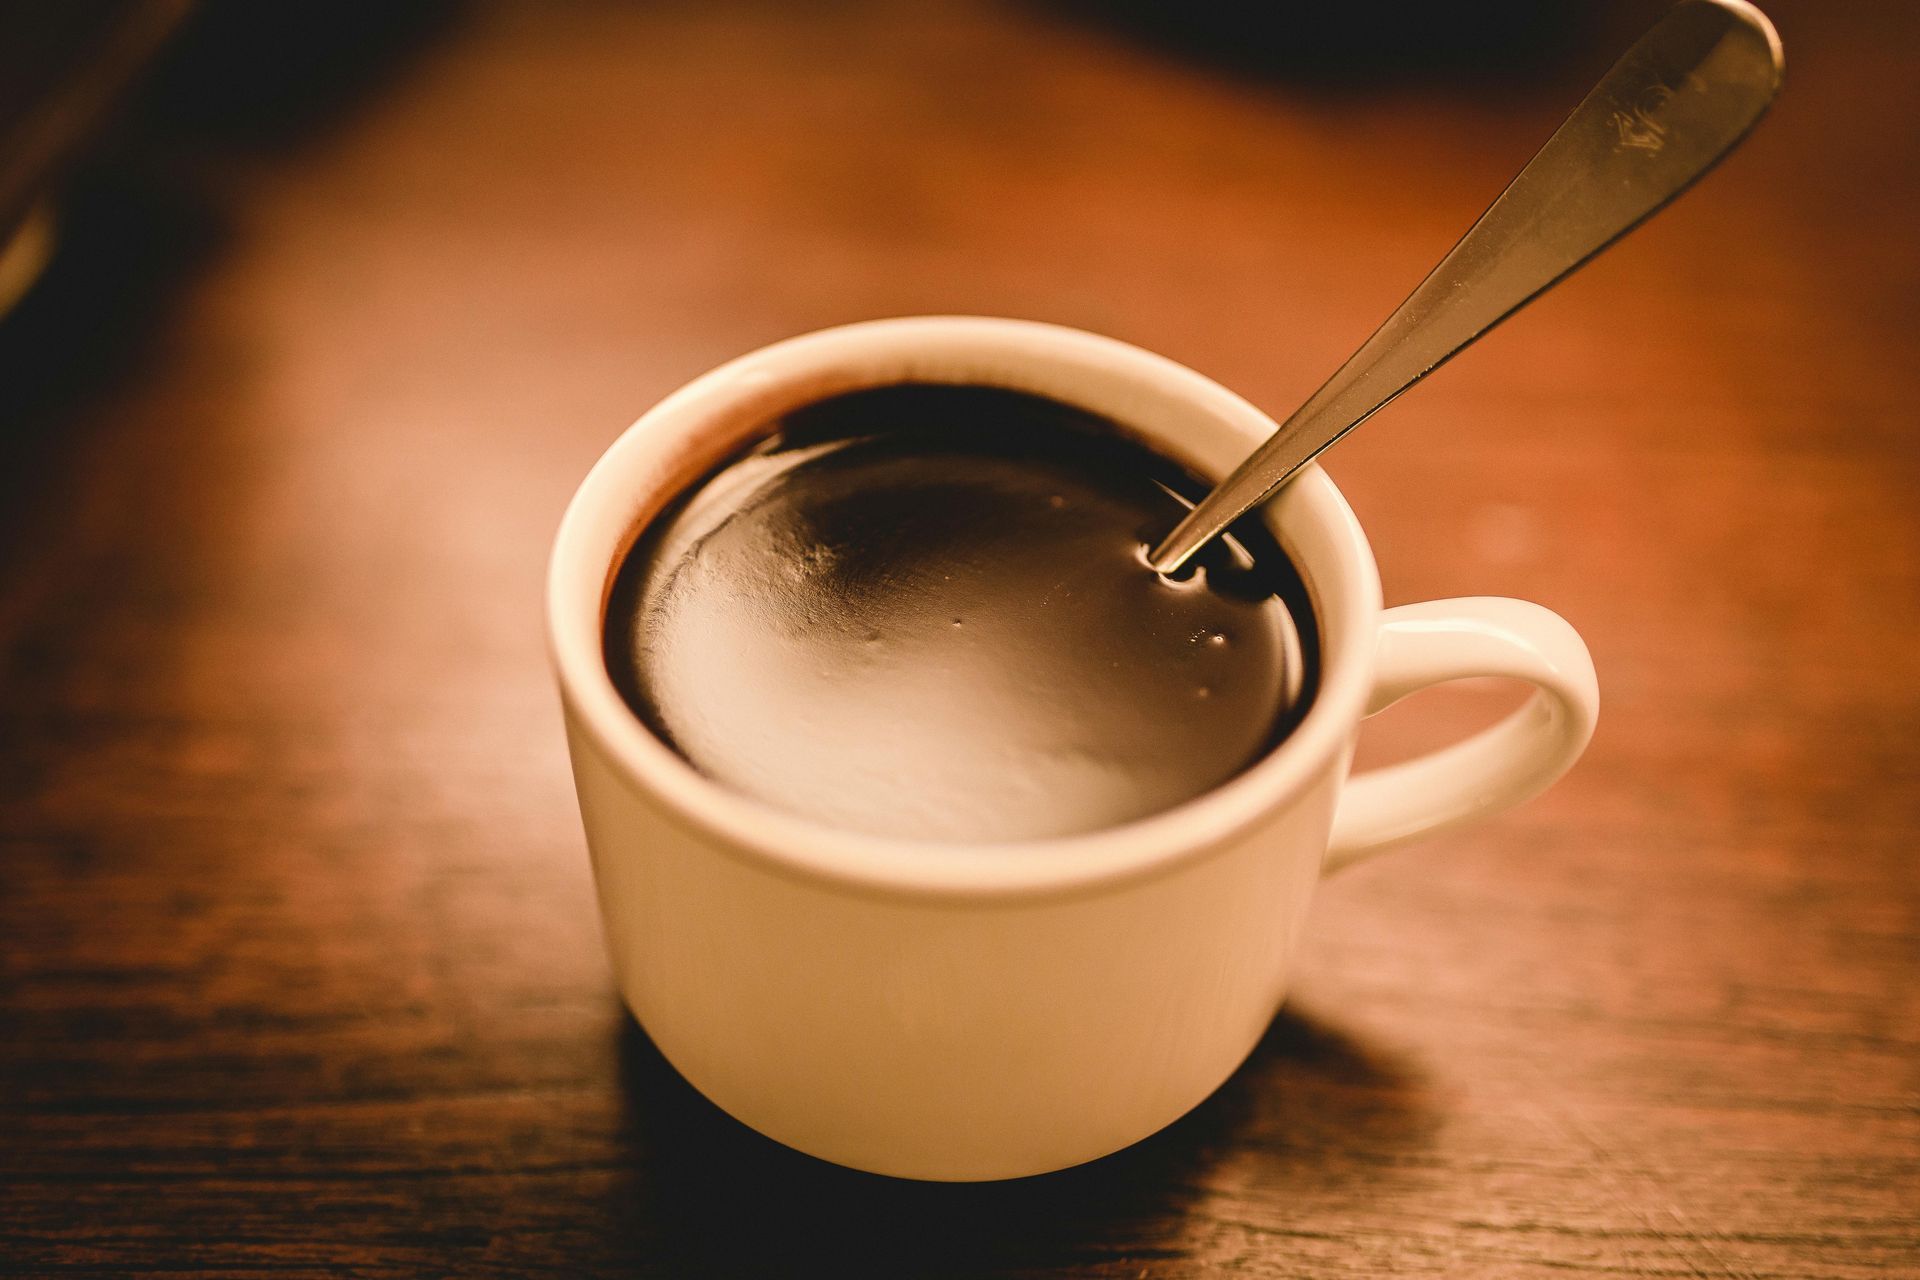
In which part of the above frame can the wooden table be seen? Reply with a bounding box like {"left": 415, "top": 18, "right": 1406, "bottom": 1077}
{"left": 3, "top": 2, "right": 1914, "bottom": 1275}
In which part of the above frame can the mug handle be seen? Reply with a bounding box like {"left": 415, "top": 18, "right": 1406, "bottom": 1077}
{"left": 1323, "top": 597, "right": 1599, "bottom": 874}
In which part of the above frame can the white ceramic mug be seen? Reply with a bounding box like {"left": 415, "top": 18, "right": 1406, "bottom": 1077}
{"left": 548, "top": 317, "right": 1598, "bottom": 1182}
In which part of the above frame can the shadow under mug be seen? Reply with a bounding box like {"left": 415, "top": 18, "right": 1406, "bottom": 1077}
{"left": 547, "top": 316, "right": 1598, "bottom": 1181}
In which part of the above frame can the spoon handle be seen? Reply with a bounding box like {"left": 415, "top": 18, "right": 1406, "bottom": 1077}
{"left": 1149, "top": 0, "right": 1783, "bottom": 574}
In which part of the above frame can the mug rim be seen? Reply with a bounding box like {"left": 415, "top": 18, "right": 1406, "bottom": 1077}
{"left": 547, "top": 316, "right": 1383, "bottom": 901}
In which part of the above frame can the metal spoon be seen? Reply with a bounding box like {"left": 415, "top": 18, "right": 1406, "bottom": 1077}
{"left": 1147, "top": 0, "right": 1783, "bottom": 575}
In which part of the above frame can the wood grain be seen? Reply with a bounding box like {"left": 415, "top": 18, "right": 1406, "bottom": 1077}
{"left": 2, "top": 1, "right": 1915, "bottom": 1275}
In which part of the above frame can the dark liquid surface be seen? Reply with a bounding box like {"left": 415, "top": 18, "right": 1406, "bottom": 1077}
{"left": 605, "top": 384, "right": 1317, "bottom": 843}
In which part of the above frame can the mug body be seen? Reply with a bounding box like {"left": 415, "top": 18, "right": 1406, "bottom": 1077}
{"left": 548, "top": 317, "right": 1385, "bottom": 1180}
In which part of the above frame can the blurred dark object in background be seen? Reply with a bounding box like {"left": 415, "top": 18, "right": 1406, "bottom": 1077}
{"left": 0, "top": 0, "right": 466, "bottom": 548}
{"left": 0, "top": 1, "right": 462, "bottom": 317}
{"left": 131, "top": 0, "right": 463, "bottom": 147}
{"left": 0, "top": 2, "right": 464, "bottom": 411}
{"left": 0, "top": 1, "right": 190, "bottom": 313}
{"left": 1049, "top": 0, "right": 1607, "bottom": 85}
